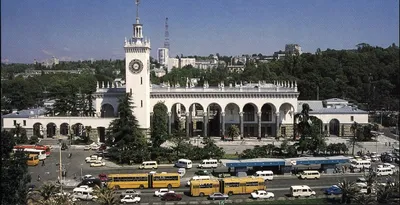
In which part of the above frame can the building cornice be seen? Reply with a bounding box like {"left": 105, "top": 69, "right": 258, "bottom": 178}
{"left": 150, "top": 92, "right": 300, "bottom": 99}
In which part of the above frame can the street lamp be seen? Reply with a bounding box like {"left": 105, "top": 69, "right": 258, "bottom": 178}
{"left": 59, "top": 140, "right": 63, "bottom": 193}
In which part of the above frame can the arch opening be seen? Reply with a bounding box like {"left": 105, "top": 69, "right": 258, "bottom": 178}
{"left": 101, "top": 104, "right": 115, "bottom": 118}
{"left": 46, "top": 123, "right": 57, "bottom": 138}
{"left": 171, "top": 103, "right": 187, "bottom": 134}
{"left": 207, "top": 103, "right": 222, "bottom": 137}
{"left": 189, "top": 103, "right": 204, "bottom": 137}
{"left": 329, "top": 119, "right": 340, "bottom": 136}
{"left": 33, "top": 123, "right": 43, "bottom": 138}
{"left": 72, "top": 123, "right": 84, "bottom": 137}
{"left": 97, "top": 127, "right": 106, "bottom": 143}
{"left": 243, "top": 103, "right": 258, "bottom": 137}
{"left": 60, "top": 123, "right": 69, "bottom": 136}
{"left": 260, "top": 103, "right": 276, "bottom": 137}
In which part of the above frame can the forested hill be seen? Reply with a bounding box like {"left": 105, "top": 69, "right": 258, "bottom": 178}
{"left": 1, "top": 43, "right": 399, "bottom": 112}
{"left": 159, "top": 43, "right": 399, "bottom": 111}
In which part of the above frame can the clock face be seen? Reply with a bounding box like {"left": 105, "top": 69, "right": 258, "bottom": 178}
{"left": 129, "top": 59, "right": 143, "bottom": 74}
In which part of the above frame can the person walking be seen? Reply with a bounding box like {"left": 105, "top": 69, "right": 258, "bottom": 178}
{"left": 37, "top": 175, "right": 41, "bottom": 181}
{"left": 41, "top": 160, "right": 45, "bottom": 166}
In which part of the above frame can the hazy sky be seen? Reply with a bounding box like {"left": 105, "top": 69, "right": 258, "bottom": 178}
{"left": 1, "top": 0, "right": 399, "bottom": 63}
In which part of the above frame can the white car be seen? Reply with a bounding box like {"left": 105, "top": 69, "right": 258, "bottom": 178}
{"left": 154, "top": 189, "right": 174, "bottom": 197}
{"left": 90, "top": 161, "right": 106, "bottom": 167}
{"left": 120, "top": 195, "right": 141, "bottom": 203}
{"left": 86, "top": 156, "right": 103, "bottom": 163}
{"left": 84, "top": 145, "right": 91, "bottom": 151}
{"left": 251, "top": 190, "right": 274, "bottom": 199}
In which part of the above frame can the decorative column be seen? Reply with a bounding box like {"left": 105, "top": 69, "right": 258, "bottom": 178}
{"left": 185, "top": 112, "right": 190, "bottom": 138}
{"left": 203, "top": 113, "right": 208, "bottom": 137}
{"left": 221, "top": 112, "right": 226, "bottom": 136}
{"left": 257, "top": 112, "right": 262, "bottom": 138}
{"left": 275, "top": 112, "right": 280, "bottom": 137}
{"left": 239, "top": 112, "right": 244, "bottom": 138}
{"left": 168, "top": 112, "right": 172, "bottom": 135}
{"left": 56, "top": 128, "right": 60, "bottom": 137}
{"left": 43, "top": 129, "right": 47, "bottom": 138}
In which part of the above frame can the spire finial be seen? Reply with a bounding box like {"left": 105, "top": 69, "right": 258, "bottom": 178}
{"left": 135, "top": 0, "right": 140, "bottom": 24}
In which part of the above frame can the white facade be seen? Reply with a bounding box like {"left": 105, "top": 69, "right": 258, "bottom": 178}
{"left": 1, "top": 2, "right": 369, "bottom": 142}
{"left": 157, "top": 48, "right": 169, "bottom": 66}
{"left": 285, "top": 44, "right": 302, "bottom": 55}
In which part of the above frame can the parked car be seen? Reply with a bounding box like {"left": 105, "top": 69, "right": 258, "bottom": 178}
{"left": 120, "top": 190, "right": 141, "bottom": 198}
{"left": 84, "top": 145, "right": 91, "bottom": 151}
{"left": 324, "top": 185, "right": 342, "bottom": 195}
{"left": 161, "top": 193, "right": 182, "bottom": 201}
{"left": 81, "top": 175, "right": 95, "bottom": 181}
{"left": 77, "top": 178, "right": 102, "bottom": 188}
{"left": 120, "top": 194, "right": 141, "bottom": 203}
{"left": 90, "top": 161, "right": 106, "bottom": 167}
{"left": 154, "top": 189, "right": 174, "bottom": 197}
{"left": 251, "top": 190, "right": 274, "bottom": 199}
{"left": 208, "top": 192, "right": 229, "bottom": 200}
{"left": 195, "top": 170, "right": 209, "bottom": 176}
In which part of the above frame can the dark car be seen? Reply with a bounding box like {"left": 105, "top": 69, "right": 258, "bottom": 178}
{"left": 324, "top": 185, "right": 342, "bottom": 195}
{"left": 161, "top": 193, "right": 182, "bottom": 201}
{"left": 77, "top": 178, "right": 102, "bottom": 188}
{"left": 98, "top": 174, "right": 108, "bottom": 182}
{"left": 195, "top": 170, "right": 209, "bottom": 176}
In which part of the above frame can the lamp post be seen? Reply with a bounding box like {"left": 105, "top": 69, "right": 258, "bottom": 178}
{"left": 59, "top": 140, "right": 63, "bottom": 193}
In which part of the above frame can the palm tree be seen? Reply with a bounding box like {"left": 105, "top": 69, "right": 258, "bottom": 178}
{"left": 265, "top": 144, "right": 275, "bottom": 155}
{"left": 338, "top": 179, "right": 359, "bottom": 204}
{"left": 350, "top": 122, "right": 359, "bottom": 156}
{"left": 377, "top": 181, "right": 400, "bottom": 204}
{"left": 93, "top": 185, "right": 118, "bottom": 205}
{"left": 38, "top": 183, "right": 60, "bottom": 201}
{"left": 353, "top": 193, "right": 376, "bottom": 205}
{"left": 364, "top": 169, "right": 377, "bottom": 194}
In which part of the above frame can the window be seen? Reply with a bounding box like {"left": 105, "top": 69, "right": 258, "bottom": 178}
{"left": 23, "top": 120, "right": 26, "bottom": 126}
{"left": 245, "top": 181, "right": 259, "bottom": 186}
{"left": 225, "top": 182, "right": 240, "bottom": 187}
{"left": 141, "top": 100, "right": 143, "bottom": 107}
{"left": 199, "top": 183, "right": 213, "bottom": 188}
{"left": 281, "top": 127, "right": 286, "bottom": 136}
{"left": 141, "top": 77, "right": 143, "bottom": 85}
{"left": 350, "top": 116, "right": 354, "bottom": 121}
{"left": 13, "top": 120, "right": 16, "bottom": 126}
{"left": 153, "top": 175, "right": 179, "bottom": 181}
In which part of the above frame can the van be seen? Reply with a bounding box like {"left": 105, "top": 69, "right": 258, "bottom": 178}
{"left": 139, "top": 161, "right": 158, "bottom": 169}
{"left": 355, "top": 182, "right": 375, "bottom": 194}
{"left": 178, "top": 168, "right": 186, "bottom": 177}
{"left": 186, "top": 175, "right": 211, "bottom": 186}
{"left": 72, "top": 187, "right": 97, "bottom": 201}
{"left": 254, "top": 170, "right": 274, "bottom": 181}
{"left": 350, "top": 160, "right": 371, "bottom": 169}
{"left": 376, "top": 167, "right": 393, "bottom": 176}
{"left": 197, "top": 159, "right": 218, "bottom": 169}
{"left": 290, "top": 185, "right": 316, "bottom": 197}
{"left": 298, "top": 170, "right": 320, "bottom": 180}
{"left": 175, "top": 159, "right": 193, "bottom": 169}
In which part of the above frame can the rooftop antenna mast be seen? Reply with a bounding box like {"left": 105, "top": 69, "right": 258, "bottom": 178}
{"left": 135, "top": 0, "right": 140, "bottom": 24}
{"left": 164, "top": 17, "right": 170, "bottom": 49}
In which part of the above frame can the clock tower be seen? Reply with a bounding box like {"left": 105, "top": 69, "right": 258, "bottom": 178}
{"left": 124, "top": 0, "right": 151, "bottom": 130}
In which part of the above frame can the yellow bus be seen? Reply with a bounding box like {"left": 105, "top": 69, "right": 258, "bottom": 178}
{"left": 190, "top": 179, "right": 220, "bottom": 197}
{"left": 107, "top": 172, "right": 180, "bottom": 189}
{"left": 220, "top": 177, "right": 265, "bottom": 195}
{"left": 150, "top": 172, "right": 180, "bottom": 189}
{"left": 27, "top": 154, "right": 39, "bottom": 166}
{"left": 107, "top": 173, "right": 149, "bottom": 189}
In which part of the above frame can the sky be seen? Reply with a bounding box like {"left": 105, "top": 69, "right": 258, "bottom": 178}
{"left": 1, "top": 0, "right": 399, "bottom": 63}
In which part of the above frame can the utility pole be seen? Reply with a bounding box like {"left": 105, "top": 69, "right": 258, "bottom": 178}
{"left": 59, "top": 141, "right": 63, "bottom": 193}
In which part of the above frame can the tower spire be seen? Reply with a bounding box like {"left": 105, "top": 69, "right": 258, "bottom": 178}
{"left": 135, "top": 0, "right": 140, "bottom": 24}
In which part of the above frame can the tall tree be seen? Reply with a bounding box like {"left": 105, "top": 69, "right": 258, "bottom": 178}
{"left": 107, "top": 94, "right": 149, "bottom": 164}
{"left": 151, "top": 102, "right": 168, "bottom": 148}
{"left": 1, "top": 130, "right": 31, "bottom": 205}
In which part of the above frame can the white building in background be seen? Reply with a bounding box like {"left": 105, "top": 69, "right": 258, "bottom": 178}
{"left": 157, "top": 48, "right": 169, "bottom": 66}
{"left": 285, "top": 44, "right": 302, "bottom": 55}
{"left": 167, "top": 57, "right": 195, "bottom": 71}
{"left": 1, "top": 2, "right": 368, "bottom": 143}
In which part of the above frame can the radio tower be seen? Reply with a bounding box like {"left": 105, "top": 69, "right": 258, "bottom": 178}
{"left": 164, "top": 17, "right": 170, "bottom": 50}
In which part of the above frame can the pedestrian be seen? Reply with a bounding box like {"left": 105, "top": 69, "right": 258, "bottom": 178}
{"left": 37, "top": 175, "right": 41, "bottom": 181}
{"left": 42, "top": 160, "right": 45, "bottom": 166}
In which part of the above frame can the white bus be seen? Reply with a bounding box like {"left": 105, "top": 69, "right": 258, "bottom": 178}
{"left": 13, "top": 148, "right": 47, "bottom": 160}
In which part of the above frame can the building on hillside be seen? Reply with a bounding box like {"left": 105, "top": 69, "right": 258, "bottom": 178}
{"left": 153, "top": 67, "right": 166, "bottom": 77}
{"left": 14, "top": 68, "right": 96, "bottom": 78}
{"left": 157, "top": 48, "right": 169, "bottom": 66}
{"left": 232, "top": 56, "right": 247, "bottom": 65}
{"left": 285, "top": 44, "right": 302, "bottom": 55}
{"left": 1, "top": 2, "right": 369, "bottom": 142}
{"left": 227, "top": 65, "right": 245, "bottom": 73}
{"left": 167, "top": 57, "right": 195, "bottom": 71}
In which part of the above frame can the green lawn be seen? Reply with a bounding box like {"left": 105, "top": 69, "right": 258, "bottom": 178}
{"left": 223, "top": 153, "right": 239, "bottom": 159}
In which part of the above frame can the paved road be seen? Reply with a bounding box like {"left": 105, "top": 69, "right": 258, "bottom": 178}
{"left": 69, "top": 174, "right": 393, "bottom": 204}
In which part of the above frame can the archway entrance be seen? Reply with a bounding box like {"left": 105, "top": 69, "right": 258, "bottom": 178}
{"left": 72, "top": 123, "right": 84, "bottom": 137}
{"left": 261, "top": 103, "right": 275, "bottom": 137}
{"left": 207, "top": 103, "right": 222, "bottom": 137}
{"left": 224, "top": 103, "right": 240, "bottom": 137}
{"left": 46, "top": 123, "right": 56, "bottom": 138}
{"left": 101, "top": 104, "right": 115, "bottom": 118}
{"left": 171, "top": 103, "right": 187, "bottom": 134}
{"left": 189, "top": 103, "right": 204, "bottom": 137}
{"left": 243, "top": 103, "right": 258, "bottom": 137}
{"left": 33, "top": 123, "right": 43, "bottom": 138}
{"left": 60, "top": 123, "right": 69, "bottom": 136}
{"left": 329, "top": 119, "right": 340, "bottom": 136}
